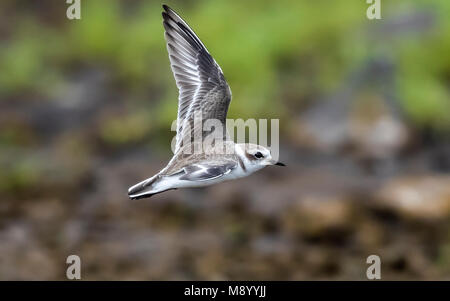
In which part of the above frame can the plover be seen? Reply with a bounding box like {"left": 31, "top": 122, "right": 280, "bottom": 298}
{"left": 128, "top": 5, "right": 284, "bottom": 200}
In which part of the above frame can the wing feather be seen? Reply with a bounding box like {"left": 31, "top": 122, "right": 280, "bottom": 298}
{"left": 162, "top": 5, "right": 232, "bottom": 153}
{"left": 179, "top": 162, "right": 236, "bottom": 181}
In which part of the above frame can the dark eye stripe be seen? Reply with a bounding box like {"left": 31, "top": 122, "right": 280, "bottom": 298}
{"left": 245, "top": 152, "right": 256, "bottom": 161}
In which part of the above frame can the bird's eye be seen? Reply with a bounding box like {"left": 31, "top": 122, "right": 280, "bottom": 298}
{"left": 254, "top": 152, "right": 264, "bottom": 159}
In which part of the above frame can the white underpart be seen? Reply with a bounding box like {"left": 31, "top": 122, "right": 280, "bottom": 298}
{"left": 128, "top": 144, "right": 270, "bottom": 199}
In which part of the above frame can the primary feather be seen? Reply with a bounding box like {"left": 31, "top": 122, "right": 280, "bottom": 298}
{"left": 162, "top": 4, "right": 232, "bottom": 153}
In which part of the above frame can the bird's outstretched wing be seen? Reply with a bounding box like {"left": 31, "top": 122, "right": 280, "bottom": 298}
{"left": 162, "top": 5, "right": 232, "bottom": 153}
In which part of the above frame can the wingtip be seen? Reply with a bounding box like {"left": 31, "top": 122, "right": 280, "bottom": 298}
{"left": 162, "top": 5, "right": 180, "bottom": 22}
{"left": 129, "top": 194, "right": 144, "bottom": 200}
{"left": 128, "top": 185, "right": 154, "bottom": 200}
{"left": 128, "top": 193, "right": 154, "bottom": 200}
{"left": 161, "top": 7, "right": 172, "bottom": 22}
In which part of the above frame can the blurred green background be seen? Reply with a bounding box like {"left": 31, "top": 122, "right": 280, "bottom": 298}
{"left": 0, "top": 0, "right": 449, "bottom": 280}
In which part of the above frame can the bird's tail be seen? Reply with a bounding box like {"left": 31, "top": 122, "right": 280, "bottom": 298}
{"left": 128, "top": 174, "right": 169, "bottom": 200}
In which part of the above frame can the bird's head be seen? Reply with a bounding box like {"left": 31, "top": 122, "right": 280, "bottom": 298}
{"left": 236, "top": 143, "right": 285, "bottom": 173}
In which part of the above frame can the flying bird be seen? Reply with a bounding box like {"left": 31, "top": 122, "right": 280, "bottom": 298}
{"left": 128, "top": 5, "right": 284, "bottom": 200}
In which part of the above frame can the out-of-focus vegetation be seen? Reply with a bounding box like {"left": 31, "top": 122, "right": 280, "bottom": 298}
{"left": 0, "top": 0, "right": 450, "bottom": 280}
{"left": 1, "top": 0, "right": 450, "bottom": 128}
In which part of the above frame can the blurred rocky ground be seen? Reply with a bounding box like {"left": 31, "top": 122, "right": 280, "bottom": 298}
{"left": 0, "top": 0, "right": 450, "bottom": 280}
{"left": 0, "top": 63, "right": 449, "bottom": 280}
